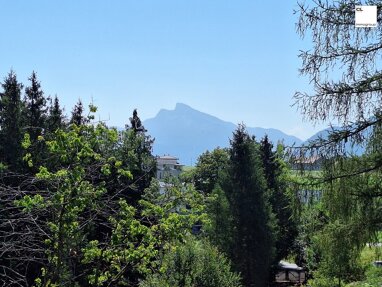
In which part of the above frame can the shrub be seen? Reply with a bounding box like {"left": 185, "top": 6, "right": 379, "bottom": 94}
{"left": 140, "top": 237, "right": 242, "bottom": 287}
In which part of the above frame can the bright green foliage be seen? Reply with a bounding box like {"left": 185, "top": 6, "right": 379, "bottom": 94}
{"left": 15, "top": 194, "right": 45, "bottom": 212}
{"left": 206, "top": 185, "right": 234, "bottom": 257}
{"left": 28, "top": 123, "right": 114, "bottom": 285}
{"left": 118, "top": 109, "right": 156, "bottom": 206}
{"left": 81, "top": 199, "right": 158, "bottom": 286}
{"left": 309, "top": 123, "right": 382, "bottom": 284}
{"left": 292, "top": 201, "right": 326, "bottom": 277}
{"left": 0, "top": 72, "right": 226, "bottom": 286}
{"left": 140, "top": 237, "right": 242, "bottom": 287}
{"left": 346, "top": 266, "right": 382, "bottom": 287}
{"left": 192, "top": 148, "right": 233, "bottom": 256}
{"left": 140, "top": 178, "right": 208, "bottom": 242}
{"left": 308, "top": 157, "right": 381, "bottom": 285}
{"left": 80, "top": 178, "right": 208, "bottom": 286}
{"left": 307, "top": 272, "right": 346, "bottom": 287}
{"left": 300, "top": 129, "right": 382, "bottom": 285}
{"left": 16, "top": 114, "right": 207, "bottom": 286}
{"left": 193, "top": 148, "right": 229, "bottom": 194}
{"left": 311, "top": 220, "right": 364, "bottom": 286}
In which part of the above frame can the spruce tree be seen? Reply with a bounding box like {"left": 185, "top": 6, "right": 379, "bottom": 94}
{"left": 46, "top": 95, "right": 65, "bottom": 133}
{"left": 23, "top": 71, "right": 47, "bottom": 142}
{"left": 70, "top": 99, "right": 86, "bottom": 126}
{"left": 0, "top": 70, "right": 24, "bottom": 170}
{"left": 260, "top": 136, "right": 297, "bottom": 269}
{"left": 222, "top": 124, "right": 276, "bottom": 287}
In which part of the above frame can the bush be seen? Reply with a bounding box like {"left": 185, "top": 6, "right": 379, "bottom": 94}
{"left": 307, "top": 269, "right": 345, "bottom": 287}
{"left": 140, "top": 237, "right": 242, "bottom": 287}
{"left": 345, "top": 266, "right": 382, "bottom": 287}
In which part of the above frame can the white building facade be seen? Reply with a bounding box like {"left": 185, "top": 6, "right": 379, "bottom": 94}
{"left": 156, "top": 155, "right": 183, "bottom": 180}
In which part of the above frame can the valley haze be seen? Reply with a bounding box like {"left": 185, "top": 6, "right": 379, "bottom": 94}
{"left": 143, "top": 103, "right": 321, "bottom": 165}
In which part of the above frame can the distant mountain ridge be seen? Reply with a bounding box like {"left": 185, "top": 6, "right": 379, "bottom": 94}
{"left": 302, "top": 126, "right": 365, "bottom": 155}
{"left": 143, "top": 103, "right": 304, "bottom": 165}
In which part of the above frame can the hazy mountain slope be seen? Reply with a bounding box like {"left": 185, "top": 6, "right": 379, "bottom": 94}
{"left": 144, "top": 103, "right": 303, "bottom": 164}
{"left": 303, "top": 127, "right": 365, "bottom": 155}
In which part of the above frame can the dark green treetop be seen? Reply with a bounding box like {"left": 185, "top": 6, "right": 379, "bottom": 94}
{"left": 70, "top": 99, "right": 87, "bottom": 126}
{"left": 46, "top": 95, "right": 65, "bottom": 133}
{"left": 260, "top": 135, "right": 298, "bottom": 268}
{"left": 222, "top": 124, "right": 276, "bottom": 287}
{"left": 0, "top": 70, "right": 24, "bottom": 170}
{"left": 23, "top": 71, "right": 47, "bottom": 141}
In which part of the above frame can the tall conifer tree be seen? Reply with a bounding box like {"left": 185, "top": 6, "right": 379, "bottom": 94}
{"left": 23, "top": 71, "right": 47, "bottom": 142}
{"left": 46, "top": 95, "right": 65, "bottom": 133}
{"left": 222, "top": 124, "right": 275, "bottom": 287}
{"left": 70, "top": 99, "right": 86, "bottom": 126}
{"left": 260, "top": 136, "right": 297, "bottom": 269}
{"left": 0, "top": 70, "right": 24, "bottom": 170}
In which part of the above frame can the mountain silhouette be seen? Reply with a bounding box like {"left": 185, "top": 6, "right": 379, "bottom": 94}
{"left": 144, "top": 103, "right": 303, "bottom": 165}
{"left": 302, "top": 126, "right": 365, "bottom": 155}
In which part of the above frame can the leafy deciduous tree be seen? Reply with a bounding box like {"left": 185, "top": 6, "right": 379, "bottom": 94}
{"left": 119, "top": 109, "right": 156, "bottom": 206}
{"left": 140, "top": 237, "right": 242, "bottom": 287}
{"left": 193, "top": 148, "right": 229, "bottom": 194}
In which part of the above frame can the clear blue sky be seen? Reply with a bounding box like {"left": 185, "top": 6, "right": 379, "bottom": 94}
{"left": 0, "top": 0, "right": 327, "bottom": 140}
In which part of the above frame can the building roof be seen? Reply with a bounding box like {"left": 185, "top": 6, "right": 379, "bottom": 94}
{"left": 156, "top": 155, "right": 184, "bottom": 167}
{"left": 278, "top": 261, "right": 304, "bottom": 271}
{"left": 156, "top": 155, "right": 179, "bottom": 160}
{"left": 293, "top": 155, "right": 322, "bottom": 164}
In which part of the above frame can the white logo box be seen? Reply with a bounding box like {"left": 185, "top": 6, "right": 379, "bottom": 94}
{"left": 355, "top": 5, "right": 377, "bottom": 27}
